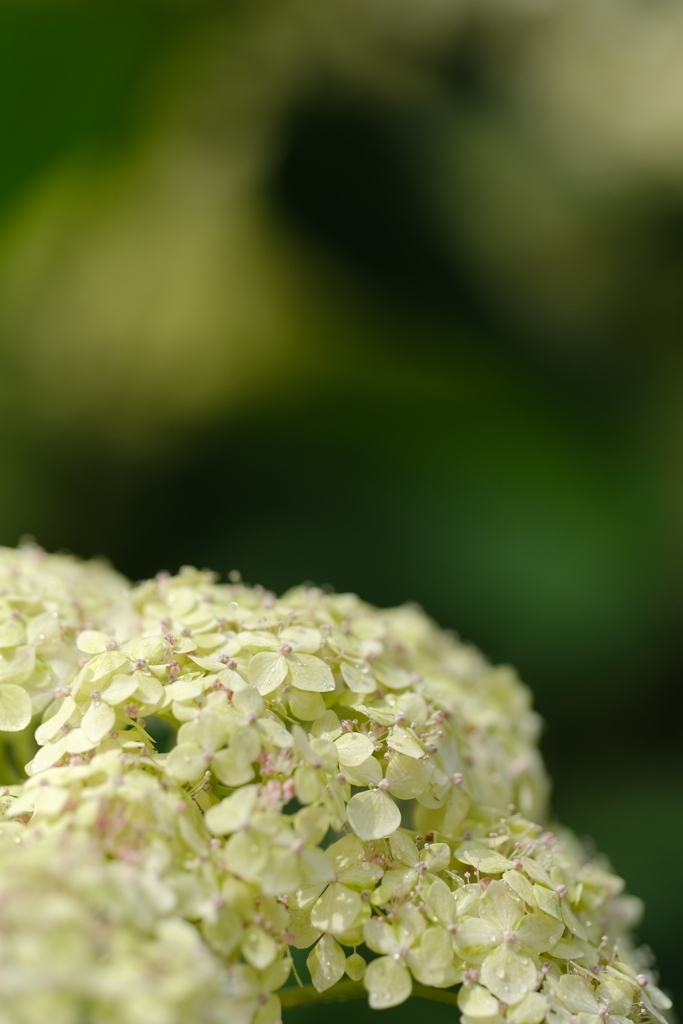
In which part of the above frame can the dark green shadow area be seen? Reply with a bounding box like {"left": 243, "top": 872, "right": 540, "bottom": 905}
{"left": 283, "top": 995, "right": 459, "bottom": 1024}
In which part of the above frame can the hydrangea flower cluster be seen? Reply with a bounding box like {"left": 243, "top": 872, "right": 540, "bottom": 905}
{"left": 0, "top": 544, "right": 672, "bottom": 1024}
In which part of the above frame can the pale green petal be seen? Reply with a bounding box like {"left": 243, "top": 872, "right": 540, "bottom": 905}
{"left": 134, "top": 672, "right": 165, "bottom": 707}
{"left": 516, "top": 911, "right": 564, "bottom": 954}
{"left": 224, "top": 830, "right": 270, "bottom": 880}
{"left": 86, "top": 650, "right": 128, "bottom": 681}
{"left": 454, "top": 882, "right": 486, "bottom": 917}
{"left": 197, "top": 711, "right": 229, "bottom": 752}
{"left": 340, "top": 661, "right": 376, "bottom": 693}
{"left": 64, "top": 727, "right": 97, "bottom": 753}
{"left": 408, "top": 926, "right": 462, "bottom": 988}
{"left": 327, "top": 832, "right": 365, "bottom": 870}
{"left": 454, "top": 917, "right": 500, "bottom": 962}
{"left": 205, "top": 785, "right": 259, "bottom": 834}
{"left": 510, "top": 992, "right": 548, "bottom": 1024}
{"left": 287, "top": 910, "right": 322, "bottom": 949}
{"left": 0, "top": 618, "right": 26, "bottom": 647}
{"left": 0, "top": 683, "right": 33, "bottom": 732}
{"left": 340, "top": 755, "right": 383, "bottom": 787}
{"left": 335, "top": 731, "right": 374, "bottom": 766}
{"left": 201, "top": 905, "right": 242, "bottom": 958}
{"left": 440, "top": 786, "right": 470, "bottom": 834}
{"left": 100, "top": 674, "right": 138, "bottom": 706}
{"left": 121, "top": 636, "right": 164, "bottom": 662}
{"left": 0, "top": 645, "right": 35, "bottom": 686}
{"left": 165, "top": 677, "right": 204, "bottom": 701}
{"left": 237, "top": 629, "right": 281, "bottom": 650}
{"left": 364, "top": 955, "right": 412, "bottom": 1009}
{"left": 190, "top": 652, "right": 233, "bottom": 671}
{"left": 395, "top": 903, "right": 427, "bottom": 947}
{"left": 456, "top": 843, "right": 513, "bottom": 875}
{"left": 556, "top": 975, "right": 600, "bottom": 1014}
{"left": 288, "top": 654, "right": 335, "bottom": 693}
{"left": 76, "top": 630, "right": 111, "bottom": 654}
{"left": 35, "top": 696, "right": 77, "bottom": 744}
{"left": 597, "top": 979, "right": 633, "bottom": 1016}
{"left": 534, "top": 884, "right": 562, "bottom": 920}
{"left": 263, "top": 956, "right": 292, "bottom": 994}
{"left": 311, "top": 710, "right": 342, "bottom": 741}
{"left": 480, "top": 944, "right": 537, "bottom": 1004}
{"left": 241, "top": 925, "right": 278, "bottom": 970}
{"left": 233, "top": 685, "right": 266, "bottom": 717}
{"left": 521, "top": 857, "right": 553, "bottom": 888}
{"left": 480, "top": 881, "right": 525, "bottom": 934}
{"left": 310, "top": 882, "right": 362, "bottom": 935}
{"left": 458, "top": 983, "right": 500, "bottom": 1019}
{"left": 294, "top": 805, "right": 330, "bottom": 845}
{"left": 345, "top": 952, "right": 366, "bottom": 981}
{"left": 167, "top": 742, "right": 209, "bottom": 783}
{"left": 385, "top": 752, "right": 433, "bottom": 798}
{"left": 255, "top": 995, "right": 282, "bottom": 1024}
{"left": 374, "top": 664, "right": 413, "bottom": 690}
{"left": 301, "top": 847, "right": 336, "bottom": 887}
{"left": 232, "top": 725, "right": 262, "bottom": 763}
{"left": 211, "top": 747, "right": 255, "bottom": 786}
{"left": 280, "top": 626, "right": 322, "bottom": 654}
{"left": 386, "top": 725, "right": 424, "bottom": 758}
{"left": 425, "top": 877, "right": 458, "bottom": 926}
{"left": 371, "top": 866, "right": 416, "bottom": 904}
{"left": 258, "top": 717, "right": 294, "bottom": 748}
{"left": 421, "top": 843, "right": 451, "bottom": 874}
{"left": 26, "top": 734, "right": 68, "bottom": 774}
{"left": 261, "top": 849, "right": 302, "bottom": 896}
{"left": 307, "top": 934, "right": 346, "bottom": 993}
{"left": 294, "top": 764, "right": 324, "bottom": 804}
{"left": 503, "top": 870, "right": 535, "bottom": 908}
{"left": 249, "top": 653, "right": 288, "bottom": 695}
{"left": 364, "top": 916, "right": 399, "bottom": 955}
{"left": 347, "top": 789, "right": 401, "bottom": 841}
{"left": 309, "top": 737, "right": 339, "bottom": 773}
{"left": 289, "top": 690, "right": 326, "bottom": 720}
{"left": 562, "top": 901, "right": 588, "bottom": 940}
{"left": 389, "top": 830, "right": 419, "bottom": 867}
{"left": 552, "top": 938, "right": 586, "bottom": 959}
{"left": 81, "top": 698, "right": 116, "bottom": 743}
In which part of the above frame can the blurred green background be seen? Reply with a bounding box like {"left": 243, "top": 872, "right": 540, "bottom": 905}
{"left": 0, "top": 0, "right": 681, "bottom": 1015}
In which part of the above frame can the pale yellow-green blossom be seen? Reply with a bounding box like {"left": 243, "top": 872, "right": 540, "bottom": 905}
{"left": 0, "top": 545, "right": 673, "bottom": 1024}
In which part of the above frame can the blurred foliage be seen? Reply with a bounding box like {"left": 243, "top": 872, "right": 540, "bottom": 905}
{"left": 0, "top": 0, "right": 682, "bottom": 1015}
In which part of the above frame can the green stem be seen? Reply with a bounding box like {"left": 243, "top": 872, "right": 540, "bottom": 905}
{"left": 280, "top": 981, "right": 460, "bottom": 1011}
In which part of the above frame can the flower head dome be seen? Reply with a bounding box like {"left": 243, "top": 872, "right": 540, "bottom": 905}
{"left": 0, "top": 548, "right": 672, "bottom": 1024}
